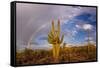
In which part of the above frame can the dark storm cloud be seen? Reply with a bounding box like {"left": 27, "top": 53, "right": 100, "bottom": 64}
{"left": 16, "top": 3, "right": 81, "bottom": 44}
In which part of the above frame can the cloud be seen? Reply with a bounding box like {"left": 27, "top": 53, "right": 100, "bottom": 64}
{"left": 83, "top": 24, "right": 93, "bottom": 30}
{"left": 17, "top": 40, "right": 27, "bottom": 51}
{"left": 76, "top": 23, "right": 93, "bottom": 31}
{"left": 16, "top": 3, "right": 96, "bottom": 50}
{"left": 17, "top": 3, "right": 94, "bottom": 45}
{"left": 31, "top": 44, "right": 52, "bottom": 50}
{"left": 76, "top": 24, "right": 82, "bottom": 29}
{"left": 89, "top": 40, "right": 96, "bottom": 44}
{"left": 73, "top": 12, "right": 96, "bottom": 30}
{"left": 63, "top": 29, "right": 77, "bottom": 37}
{"left": 70, "top": 30, "right": 78, "bottom": 37}
{"left": 85, "top": 37, "right": 93, "bottom": 41}
{"left": 38, "top": 36, "right": 47, "bottom": 40}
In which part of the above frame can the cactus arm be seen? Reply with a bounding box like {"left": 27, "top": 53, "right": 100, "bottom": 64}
{"left": 51, "top": 20, "right": 55, "bottom": 35}
{"left": 48, "top": 33, "right": 53, "bottom": 43}
{"left": 58, "top": 19, "right": 60, "bottom": 36}
{"left": 47, "top": 34, "right": 54, "bottom": 44}
{"left": 60, "top": 34, "right": 64, "bottom": 44}
{"left": 48, "top": 31, "right": 53, "bottom": 39}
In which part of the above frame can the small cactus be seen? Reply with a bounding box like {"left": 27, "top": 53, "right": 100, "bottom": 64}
{"left": 87, "top": 30, "right": 91, "bottom": 54}
{"left": 47, "top": 19, "right": 64, "bottom": 62}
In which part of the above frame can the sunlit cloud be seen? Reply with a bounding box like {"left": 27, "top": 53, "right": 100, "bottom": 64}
{"left": 76, "top": 23, "right": 93, "bottom": 30}
{"left": 85, "top": 37, "right": 93, "bottom": 41}
{"left": 83, "top": 24, "right": 93, "bottom": 30}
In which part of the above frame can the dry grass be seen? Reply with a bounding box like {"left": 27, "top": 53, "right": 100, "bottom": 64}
{"left": 16, "top": 45, "right": 96, "bottom": 65}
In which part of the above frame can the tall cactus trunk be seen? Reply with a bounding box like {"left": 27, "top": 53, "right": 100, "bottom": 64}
{"left": 52, "top": 44, "right": 60, "bottom": 63}
{"left": 52, "top": 44, "right": 56, "bottom": 59}
{"left": 87, "top": 29, "right": 90, "bottom": 54}
{"left": 56, "top": 44, "right": 60, "bottom": 60}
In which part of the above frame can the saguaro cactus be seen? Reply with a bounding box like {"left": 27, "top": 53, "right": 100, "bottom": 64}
{"left": 87, "top": 29, "right": 91, "bottom": 54}
{"left": 47, "top": 19, "right": 64, "bottom": 62}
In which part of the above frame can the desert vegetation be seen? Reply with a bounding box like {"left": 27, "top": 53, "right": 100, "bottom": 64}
{"left": 16, "top": 19, "right": 96, "bottom": 65}
{"left": 16, "top": 44, "right": 96, "bottom": 65}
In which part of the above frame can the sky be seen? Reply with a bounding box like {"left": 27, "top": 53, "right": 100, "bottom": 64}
{"left": 16, "top": 3, "right": 97, "bottom": 51}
